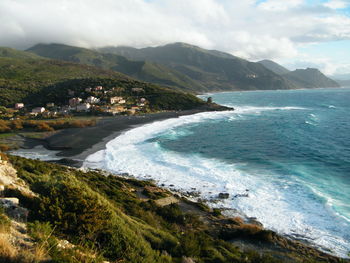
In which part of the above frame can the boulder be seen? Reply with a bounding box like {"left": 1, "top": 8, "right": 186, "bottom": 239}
{"left": 218, "top": 193, "right": 229, "bottom": 199}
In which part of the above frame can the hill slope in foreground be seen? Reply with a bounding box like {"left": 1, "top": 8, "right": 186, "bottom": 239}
{"left": 0, "top": 154, "right": 345, "bottom": 263}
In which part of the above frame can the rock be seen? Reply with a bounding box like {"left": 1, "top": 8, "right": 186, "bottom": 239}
{"left": 182, "top": 256, "right": 196, "bottom": 263}
{"left": 246, "top": 217, "right": 264, "bottom": 227}
{"left": 218, "top": 193, "right": 229, "bottom": 199}
{"left": 154, "top": 196, "right": 179, "bottom": 207}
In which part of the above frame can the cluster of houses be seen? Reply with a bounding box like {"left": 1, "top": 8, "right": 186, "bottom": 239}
{"left": 13, "top": 86, "right": 148, "bottom": 117}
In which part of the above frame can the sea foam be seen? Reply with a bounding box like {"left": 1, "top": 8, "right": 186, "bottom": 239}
{"left": 84, "top": 106, "right": 350, "bottom": 258}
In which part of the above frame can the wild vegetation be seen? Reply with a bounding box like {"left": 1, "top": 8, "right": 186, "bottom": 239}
{"left": 0, "top": 155, "right": 346, "bottom": 263}
{"left": 0, "top": 53, "right": 204, "bottom": 110}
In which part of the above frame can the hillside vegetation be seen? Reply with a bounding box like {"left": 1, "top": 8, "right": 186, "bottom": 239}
{"left": 28, "top": 43, "right": 293, "bottom": 92}
{"left": 0, "top": 155, "right": 345, "bottom": 263}
{"left": 27, "top": 44, "right": 205, "bottom": 92}
{"left": 0, "top": 50, "right": 205, "bottom": 111}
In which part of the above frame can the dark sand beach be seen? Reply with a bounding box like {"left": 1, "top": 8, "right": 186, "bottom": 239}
{"left": 23, "top": 105, "right": 231, "bottom": 166}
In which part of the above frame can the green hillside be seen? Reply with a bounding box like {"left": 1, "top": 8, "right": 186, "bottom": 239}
{"left": 100, "top": 43, "right": 295, "bottom": 91}
{"left": 0, "top": 47, "right": 43, "bottom": 60}
{"left": 0, "top": 57, "right": 125, "bottom": 106}
{"left": 0, "top": 56, "right": 205, "bottom": 111}
{"left": 27, "top": 44, "right": 205, "bottom": 92}
{"left": 258, "top": 60, "right": 290, "bottom": 75}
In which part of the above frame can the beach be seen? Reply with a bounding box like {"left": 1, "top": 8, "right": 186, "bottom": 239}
{"left": 19, "top": 104, "right": 231, "bottom": 167}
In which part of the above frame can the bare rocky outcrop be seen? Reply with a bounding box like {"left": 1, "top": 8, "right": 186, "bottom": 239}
{"left": 0, "top": 155, "right": 35, "bottom": 198}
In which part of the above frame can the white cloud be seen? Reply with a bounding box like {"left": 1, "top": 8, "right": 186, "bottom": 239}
{"left": 0, "top": 0, "right": 349, "bottom": 72}
{"left": 324, "top": 0, "right": 350, "bottom": 9}
{"left": 258, "top": 0, "right": 303, "bottom": 11}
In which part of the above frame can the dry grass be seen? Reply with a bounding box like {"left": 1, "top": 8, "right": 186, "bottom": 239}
{"left": 238, "top": 223, "right": 264, "bottom": 234}
{"left": 0, "top": 234, "right": 17, "bottom": 260}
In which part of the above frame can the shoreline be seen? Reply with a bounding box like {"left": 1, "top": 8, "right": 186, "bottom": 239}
{"left": 19, "top": 104, "right": 231, "bottom": 167}
{"left": 10, "top": 103, "right": 349, "bottom": 260}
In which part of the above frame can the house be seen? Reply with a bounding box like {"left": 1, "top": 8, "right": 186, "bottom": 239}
{"left": 32, "top": 107, "right": 45, "bottom": 114}
{"left": 86, "top": 96, "right": 100, "bottom": 104}
{"left": 42, "top": 111, "right": 57, "bottom": 117}
{"left": 46, "top": 102, "right": 55, "bottom": 108}
{"left": 140, "top": 98, "right": 146, "bottom": 103}
{"left": 85, "top": 88, "right": 92, "bottom": 92}
{"left": 109, "top": 96, "right": 125, "bottom": 104}
{"left": 95, "top": 86, "right": 103, "bottom": 91}
{"left": 69, "top": 98, "right": 82, "bottom": 107}
{"left": 14, "top": 103, "right": 24, "bottom": 109}
{"left": 76, "top": 103, "right": 91, "bottom": 112}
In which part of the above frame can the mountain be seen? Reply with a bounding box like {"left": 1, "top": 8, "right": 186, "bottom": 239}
{"left": 27, "top": 43, "right": 205, "bottom": 93}
{"left": 284, "top": 68, "right": 339, "bottom": 88}
{"left": 334, "top": 79, "right": 350, "bottom": 86}
{"left": 331, "top": 73, "right": 350, "bottom": 86}
{"left": 27, "top": 42, "right": 339, "bottom": 92}
{"left": 0, "top": 47, "right": 43, "bottom": 60}
{"left": 0, "top": 54, "right": 205, "bottom": 110}
{"left": 258, "top": 59, "right": 290, "bottom": 75}
{"left": 99, "top": 42, "right": 295, "bottom": 91}
{"left": 258, "top": 59, "right": 339, "bottom": 88}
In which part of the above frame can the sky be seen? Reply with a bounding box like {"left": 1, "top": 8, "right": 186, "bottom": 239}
{"left": 0, "top": 0, "right": 349, "bottom": 76}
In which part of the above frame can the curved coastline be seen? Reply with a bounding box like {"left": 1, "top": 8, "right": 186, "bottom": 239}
{"left": 9, "top": 103, "right": 349, "bottom": 260}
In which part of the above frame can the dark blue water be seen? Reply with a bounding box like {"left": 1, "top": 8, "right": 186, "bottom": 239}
{"left": 87, "top": 87, "right": 350, "bottom": 256}
{"left": 155, "top": 88, "right": 350, "bottom": 255}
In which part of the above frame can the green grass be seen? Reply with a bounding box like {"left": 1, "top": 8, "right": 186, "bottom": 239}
{"left": 0, "top": 133, "right": 14, "bottom": 138}
{"left": 6, "top": 155, "right": 304, "bottom": 263}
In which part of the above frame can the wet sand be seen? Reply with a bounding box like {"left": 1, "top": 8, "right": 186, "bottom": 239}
{"left": 31, "top": 105, "right": 231, "bottom": 166}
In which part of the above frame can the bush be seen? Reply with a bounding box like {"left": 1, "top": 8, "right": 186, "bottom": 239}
{"left": 0, "top": 208, "right": 11, "bottom": 233}
{"left": 0, "top": 120, "right": 10, "bottom": 133}
{"left": 35, "top": 122, "right": 54, "bottom": 132}
{"left": 0, "top": 144, "right": 10, "bottom": 152}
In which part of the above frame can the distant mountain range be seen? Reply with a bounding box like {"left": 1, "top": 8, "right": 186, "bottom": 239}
{"left": 0, "top": 42, "right": 340, "bottom": 105}
{"left": 330, "top": 73, "right": 350, "bottom": 86}
{"left": 258, "top": 60, "right": 340, "bottom": 89}
{"left": 26, "top": 42, "right": 339, "bottom": 93}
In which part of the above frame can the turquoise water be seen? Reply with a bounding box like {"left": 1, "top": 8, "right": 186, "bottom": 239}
{"left": 86, "top": 87, "right": 350, "bottom": 256}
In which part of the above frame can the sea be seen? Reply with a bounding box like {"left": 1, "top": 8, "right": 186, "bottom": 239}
{"left": 84, "top": 87, "right": 348, "bottom": 257}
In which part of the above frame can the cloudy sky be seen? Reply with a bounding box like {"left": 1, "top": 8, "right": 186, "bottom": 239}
{"left": 0, "top": 0, "right": 349, "bottom": 76}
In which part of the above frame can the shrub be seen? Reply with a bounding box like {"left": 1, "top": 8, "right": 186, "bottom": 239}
{"left": 0, "top": 208, "right": 11, "bottom": 233}
{"left": 0, "top": 144, "right": 10, "bottom": 152}
{"left": 10, "top": 120, "right": 23, "bottom": 130}
{"left": 35, "top": 122, "right": 54, "bottom": 132}
{"left": 0, "top": 120, "right": 10, "bottom": 133}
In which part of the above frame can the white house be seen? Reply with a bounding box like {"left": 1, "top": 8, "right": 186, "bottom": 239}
{"left": 86, "top": 96, "right": 100, "bottom": 104}
{"left": 69, "top": 98, "right": 82, "bottom": 107}
{"left": 76, "top": 103, "right": 91, "bottom": 112}
{"left": 94, "top": 86, "right": 103, "bottom": 91}
{"left": 110, "top": 96, "right": 125, "bottom": 104}
{"left": 14, "top": 103, "right": 24, "bottom": 109}
{"left": 32, "top": 107, "right": 45, "bottom": 114}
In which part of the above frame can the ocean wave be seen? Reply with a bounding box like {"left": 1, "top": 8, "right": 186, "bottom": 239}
{"left": 222, "top": 105, "right": 307, "bottom": 114}
{"left": 10, "top": 145, "right": 61, "bottom": 161}
{"left": 84, "top": 108, "right": 350, "bottom": 258}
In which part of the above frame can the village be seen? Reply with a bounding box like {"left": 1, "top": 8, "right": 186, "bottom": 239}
{"left": 9, "top": 85, "right": 149, "bottom": 120}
